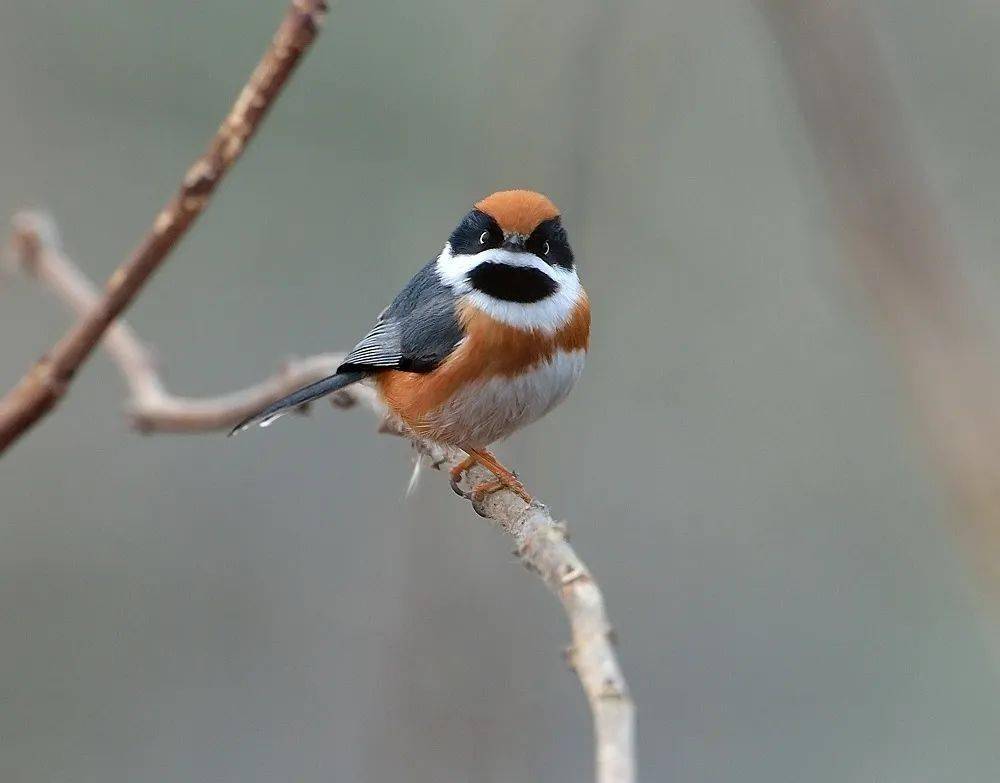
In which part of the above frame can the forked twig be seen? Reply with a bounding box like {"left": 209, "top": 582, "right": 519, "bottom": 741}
{"left": 0, "top": 0, "right": 329, "bottom": 453}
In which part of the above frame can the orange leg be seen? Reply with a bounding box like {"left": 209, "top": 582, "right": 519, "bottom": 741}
{"left": 449, "top": 454, "right": 478, "bottom": 490}
{"left": 461, "top": 447, "right": 532, "bottom": 504}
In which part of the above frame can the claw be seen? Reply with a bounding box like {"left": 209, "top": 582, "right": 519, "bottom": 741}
{"left": 450, "top": 475, "right": 471, "bottom": 499}
{"left": 448, "top": 454, "right": 477, "bottom": 498}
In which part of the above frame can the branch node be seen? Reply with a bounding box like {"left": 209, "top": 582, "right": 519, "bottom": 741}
{"left": 129, "top": 411, "right": 156, "bottom": 434}
{"left": 293, "top": 0, "right": 329, "bottom": 29}
{"left": 182, "top": 160, "right": 218, "bottom": 193}
{"left": 152, "top": 210, "right": 172, "bottom": 235}
{"left": 560, "top": 564, "right": 589, "bottom": 586}
{"left": 599, "top": 678, "right": 627, "bottom": 700}
{"left": 10, "top": 212, "right": 57, "bottom": 275}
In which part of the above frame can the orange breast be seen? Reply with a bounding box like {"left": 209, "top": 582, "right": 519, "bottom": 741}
{"left": 376, "top": 292, "right": 589, "bottom": 442}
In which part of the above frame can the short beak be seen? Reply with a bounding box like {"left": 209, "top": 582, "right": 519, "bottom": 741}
{"left": 501, "top": 235, "right": 526, "bottom": 252}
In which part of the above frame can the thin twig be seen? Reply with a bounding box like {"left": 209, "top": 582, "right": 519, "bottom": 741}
{"left": 758, "top": 0, "right": 1000, "bottom": 600}
{"left": 0, "top": 0, "right": 329, "bottom": 454}
{"left": 6, "top": 213, "right": 637, "bottom": 783}
{"left": 8, "top": 213, "right": 358, "bottom": 432}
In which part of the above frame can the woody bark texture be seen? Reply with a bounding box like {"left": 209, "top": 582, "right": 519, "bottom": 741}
{"left": 5, "top": 212, "right": 637, "bottom": 783}
{"left": 0, "top": 0, "right": 329, "bottom": 454}
{"left": 758, "top": 0, "right": 1000, "bottom": 603}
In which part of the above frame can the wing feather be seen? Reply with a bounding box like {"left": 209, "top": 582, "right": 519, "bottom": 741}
{"left": 340, "top": 319, "right": 403, "bottom": 367}
{"left": 337, "top": 259, "right": 463, "bottom": 374}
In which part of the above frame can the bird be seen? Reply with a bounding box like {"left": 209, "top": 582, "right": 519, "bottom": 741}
{"left": 231, "top": 190, "right": 589, "bottom": 503}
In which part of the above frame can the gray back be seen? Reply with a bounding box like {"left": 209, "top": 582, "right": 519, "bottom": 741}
{"left": 339, "top": 259, "right": 464, "bottom": 373}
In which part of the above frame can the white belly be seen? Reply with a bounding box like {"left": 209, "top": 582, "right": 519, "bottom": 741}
{"left": 428, "top": 349, "right": 585, "bottom": 446}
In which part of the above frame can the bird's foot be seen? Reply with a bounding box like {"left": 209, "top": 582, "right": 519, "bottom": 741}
{"left": 451, "top": 448, "right": 533, "bottom": 506}
{"left": 471, "top": 475, "right": 532, "bottom": 505}
{"left": 449, "top": 454, "right": 478, "bottom": 498}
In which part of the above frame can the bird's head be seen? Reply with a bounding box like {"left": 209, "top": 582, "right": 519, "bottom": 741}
{"left": 436, "top": 190, "right": 581, "bottom": 331}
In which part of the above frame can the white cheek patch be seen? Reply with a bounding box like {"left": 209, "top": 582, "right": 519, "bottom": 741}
{"left": 434, "top": 243, "right": 582, "bottom": 333}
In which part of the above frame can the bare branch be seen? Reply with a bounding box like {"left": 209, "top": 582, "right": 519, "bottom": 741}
{"left": 758, "top": 0, "right": 1000, "bottom": 599}
{"left": 5, "top": 213, "right": 372, "bottom": 432}
{"left": 0, "top": 0, "right": 329, "bottom": 454}
{"left": 6, "top": 214, "right": 636, "bottom": 783}
{"left": 467, "top": 476, "right": 636, "bottom": 783}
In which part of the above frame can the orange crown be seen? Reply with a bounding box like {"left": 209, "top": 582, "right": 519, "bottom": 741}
{"left": 475, "top": 190, "right": 560, "bottom": 236}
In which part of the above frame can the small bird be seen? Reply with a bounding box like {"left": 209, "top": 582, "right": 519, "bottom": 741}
{"left": 232, "top": 190, "right": 589, "bottom": 502}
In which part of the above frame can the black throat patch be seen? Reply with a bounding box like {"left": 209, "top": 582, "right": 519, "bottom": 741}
{"left": 467, "top": 262, "right": 558, "bottom": 303}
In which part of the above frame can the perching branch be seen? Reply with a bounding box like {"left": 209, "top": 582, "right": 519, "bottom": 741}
{"left": 0, "top": 0, "right": 329, "bottom": 454}
{"left": 5, "top": 214, "right": 636, "bottom": 783}
{"left": 758, "top": 0, "right": 1000, "bottom": 601}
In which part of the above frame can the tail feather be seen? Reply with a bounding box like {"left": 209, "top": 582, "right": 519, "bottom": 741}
{"left": 229, "top": 370, "right": 367, "bottom": 436}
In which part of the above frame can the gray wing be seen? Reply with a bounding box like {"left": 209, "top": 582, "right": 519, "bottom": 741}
{"left": 338, "top": 260, "right": 464, "bottom": 373}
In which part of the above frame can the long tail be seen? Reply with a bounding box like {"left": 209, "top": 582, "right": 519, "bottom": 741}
{"left": 229, "top": 370, "right": 368, "bottom": 436}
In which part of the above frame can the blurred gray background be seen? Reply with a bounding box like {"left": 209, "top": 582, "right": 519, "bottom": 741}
{"left": 2, "top": 1, "right": 1000, "bottom": 781}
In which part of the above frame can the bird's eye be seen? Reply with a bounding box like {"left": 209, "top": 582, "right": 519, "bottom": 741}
{"left": 479, "top": 231, "right": 489, "bottom": 245}
{"left": 543, "top": 241, "right": 551, "bottom": 256}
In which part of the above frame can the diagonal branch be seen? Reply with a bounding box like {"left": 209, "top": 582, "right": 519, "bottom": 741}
{"left": 0, "top": 0, "right": 329, "bottom": 454}
{"left": 7, "top": 212, "right": 359, "bottom": 433}
{"left": 5, "top": 213, "right": 637, "bottom": 783}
